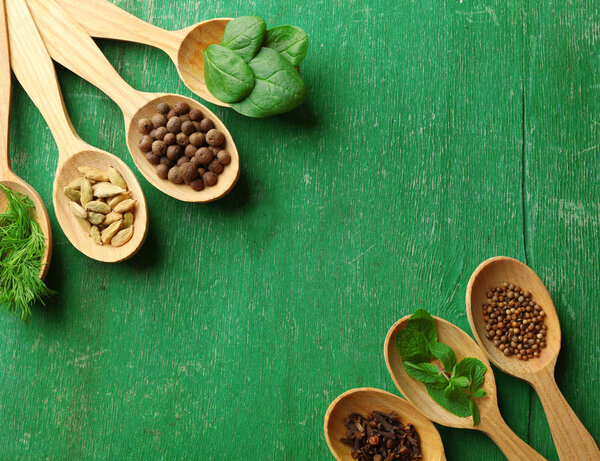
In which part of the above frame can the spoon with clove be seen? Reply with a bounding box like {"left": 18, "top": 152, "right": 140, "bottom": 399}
{"left": 384, "top": 315, "right": 547, "bottom": 461}
{"left": 324, "top": 388, "right": 446, "bottom": 461}
{"left": 7, "top": 0, "right": 147, "bottom": 262}
{"left": 466, "top": 256, "right": 600, "bottom": 461}
{"left": 0, "top": 0, "right": 51, "bottom": 278}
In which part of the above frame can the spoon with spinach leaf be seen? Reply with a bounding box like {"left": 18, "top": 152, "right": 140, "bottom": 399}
{"left": 384, "top": 310, "right": 547, "bottom": 461}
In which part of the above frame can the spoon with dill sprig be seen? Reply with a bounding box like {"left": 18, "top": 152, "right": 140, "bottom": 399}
{"left": 0, "top": 0, "right": 53, "bottom": 322}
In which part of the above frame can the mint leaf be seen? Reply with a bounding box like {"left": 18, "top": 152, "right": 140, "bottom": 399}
{"left": 471, "top": 388, "right": 487, "bottom": 398}
{"left": 427, "top": 385, "right": 472, "bottom": 417}
{"left": 470, "top": 399, "right": 480, "bottom": 425}
{"left": 396, "top": 328, "right": 432, "bottom": 363}
{"left": 407, "top": 309, "right": 437, "bottom": 344}
{"left": 455, "top": 357, "right": 487, "bottom": 391}
{"left": 450, "top": 376, "right": 469, "bottom": 389}
{"left": 429, "top": 341, "right": 457, "bottom": 371}
{"left": 404, "top": 362, "right": 448, "bottom": 388}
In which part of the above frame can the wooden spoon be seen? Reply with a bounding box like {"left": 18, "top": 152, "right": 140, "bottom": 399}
{"left": 7, "top": 0, "right": 147, "bottom": 262}
{"left": 27, "top": 0, "right": 239, "bottom": 203}
{"left": 0, "top": 0, "right": 51, "bottom": 278}
{"left": 324, "top": 388, "right": 446, "bottom": 461}
{"left": 466, "top": 256, "right": 600, "bottom": 461}
{"left": 384, "top": 315, "right": 546, "bottom": 461}
{"left": 55, "top": 0, "right": 230, "bottom": 107}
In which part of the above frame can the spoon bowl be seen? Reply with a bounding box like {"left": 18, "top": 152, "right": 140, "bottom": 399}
{"left": 324, "top": 388, "right": 446, "bottom": 461}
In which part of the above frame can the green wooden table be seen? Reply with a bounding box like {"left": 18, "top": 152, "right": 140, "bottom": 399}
{"left": 1, "top": 0, "right": 599, "bottom": 459}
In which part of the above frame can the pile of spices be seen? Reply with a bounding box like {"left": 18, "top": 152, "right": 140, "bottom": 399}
{"left": 64, "top": 166, "right": 136, "bottom": 247}
{"left": 341, "top": 411, "right": 422, "bottom": 461}
{"left": 482, "top": 282, "right": 548, "bottom": 360}
{"left": 0, "top": 185, "right": 53, "bottom": 322}
{"left": 136, "top": 102, "right": 231, "bottom": 191}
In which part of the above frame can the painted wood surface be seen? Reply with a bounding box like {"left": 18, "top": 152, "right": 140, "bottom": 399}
{"left": 0, "top": 0, "right": 598, "bottom": 459}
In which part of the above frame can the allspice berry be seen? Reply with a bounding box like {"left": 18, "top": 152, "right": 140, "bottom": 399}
{"left": 217, "top": 150, "right": 231, "bottom": 165}
{"left": 174, "top": 101, "right": 190, "bottom": 115}
{"left": 146, "top": 152, "right": 160, "bottom": 165}
{"left": 154, "top": 126, "right": 168, "bottom": 140}
{"left": 181, "top": 120, "right": 196, "bottom": 135}
{"left": 189, "top": 132, "right": 205, "bottom": 147}
{"left": 167, "top": 166, "right": 183, "bottom": 184}
{"left": 177, "top": 156, "right": 190, "bottom": 167}
{"left": 189, "top": 108, "right": 202, "bottom": 121}
{"left": 138, "top": 118, "right": 153, "bottom": 134}
{"left": 157, "top": 102, "right": 170, "bottom": 114}
{"left": 203, "top": 171, "right": 218, "bottom": 186}
{"left": 193, "top": 121, "right": 203, "bottom": 132}
{"left": 152, "top": 140, "right": 167, "bottom": 156}
{"left": 179, "top": 162, "right": 199, "bottom": 183}
{"left": 152, "top": 114, "right": 167, "bottom": 128}
{"left": 167, "top": 117, "right": 182, "bottom": 133}
{"left": 166, "top": 145, "right": 182, "bottom": 161}
{"left": 164, "top": 132, "right": 176, "bottom": 145}
{"left": 198, "top": 168, "right": 207, "bottom": 176}
{"left": 199, "top": 118, "right": 215, "bottom": 132}
{"left": 206, "top": 129, "right": 225, "bottom": 147}
{"left": 189, "top": 178, "right": 204, "bottom": 191}
{"left": 167, "top": 109, "right": 178, "bottom": 120}
{"left": 180, "top": 114, "right": 190, "bottom": 123}
{"left": 160, "top": 156, "right": 175, "bottom": 168}
{"left": 156, "top": 163, "right": 169, "bottom": 179}
{"left": 208, "top": 159, "right": 224, "bottom": 174}
{"left": 195, "top": 147, "right": 212, "bottom": 165}
{"left": 138, "top": 135, "right": 153, "bottom": 152}
{"left": 184, "top": 144, "right": 197, "bottom": 158}
{"left": 176, "top": 133, "right": 189, "bottom": 147}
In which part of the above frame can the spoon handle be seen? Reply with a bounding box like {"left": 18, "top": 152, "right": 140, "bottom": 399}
{"left": 0, "top": 0, "right": 12, "bottom": 175}
{"left": 26, "top": 0, "right": 147, "bottom": 120}
{"left": 55, "top": 0, "right": 179, "bottom": 57}
{"left": 7, "top": 0, "right": 88, "bottom": 162}
{"left": 531, "top": 367, "right": 600, "bottom": 460}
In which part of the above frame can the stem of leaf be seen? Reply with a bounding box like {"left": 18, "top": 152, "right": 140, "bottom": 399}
{"left": 435, "top": 361, "right": 450, "bottom": 380}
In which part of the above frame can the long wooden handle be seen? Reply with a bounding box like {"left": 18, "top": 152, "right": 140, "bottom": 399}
{"left": 55, "top": 0, "right": 179, "bottom": 57}
{"left": 26, "top": 0, "right": 146, "bottom": 120}
{"left": 531, "top": 367, "right": 600, "bottom": 460}
{"left": 0, "top": 0, "right": 12, "bottom": 174}
{"left": 7, "top": 0, "right": 87, "bottom": 162}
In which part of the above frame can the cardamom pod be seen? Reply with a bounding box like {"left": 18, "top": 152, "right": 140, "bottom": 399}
{"left": 64, "top": 187, "right": 81, "bottom": 202}
{"left": 93, "top": 183, "right": 125, "bottom": 198}
{"left": 89, "top": 225, "right": 102, "bottom": 245}
{"left": 109, "top": 167, "right": 127, "bottom": 190}
{"left": 78, "top": 166, "right": 110, "bottom": 182}
{"left": 85, "top": 200, "right": 112, "bottom": 214}
{"left": 80, "top": 179, "right": 93, "bottom": 206}
{"left": 123, "top": 212, "right": 134, "bottom": 228}
{"left": 104, "top": 212, "right": 123, "bottom": 226}
{"left": 107, "top": 192, "right": 131, "bottom": 209}
{"left": 66, "top": 177, "right": 88, "bottom": 190}
{"left": 76, "top": 217, "right": 91, "bottom": 232}
{"left": 111, "top": 226, "right": 134, "bottom": 247}
{"left": 69, "top": 202, "right": 87, "bottom": 219}
{"left": 113, "top": 199, "right": 136, "bottom": 213}
{"left": 87, "top": 211, "right": 105, "bottom": 225}
{"left": 101, "top": 220, "right": 123, "bottom": 244}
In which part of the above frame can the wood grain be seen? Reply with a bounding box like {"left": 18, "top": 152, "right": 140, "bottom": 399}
{"left": 0, "top": 0, "right": 598, "bottom": 459}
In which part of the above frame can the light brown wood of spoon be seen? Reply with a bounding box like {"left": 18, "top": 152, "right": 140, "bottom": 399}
{"left": 0, "top": 0, "right": 51, "bottom": 278}
{"left": 27, "top": 0, "right": 239, "bottom": 203}
{"left": 384, "top": 315, "right": 547, "bottom": 461}
{"left": 56, "top": 0, "right": 230, "bottom": 107}
{"left": 324, "top": 388, "right": 446, "bottom": 461}
{"left": 466, "top": 256, "right": 600, "bottom": 461}
{"left": 7, "top": 0, "right": 147, "bottom": 262}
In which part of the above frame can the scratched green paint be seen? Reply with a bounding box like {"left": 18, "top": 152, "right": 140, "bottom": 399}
{"left": 0, "top": 0, "right": 598, "bottom": 460}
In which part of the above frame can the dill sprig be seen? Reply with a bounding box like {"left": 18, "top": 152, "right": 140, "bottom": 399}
{"left": 0, "top": 184, "right": 54, "bottom": 322}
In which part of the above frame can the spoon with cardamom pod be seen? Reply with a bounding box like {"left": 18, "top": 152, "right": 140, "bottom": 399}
{"left": 27, "top": 0, "right": 239, "bottom": 203}
{"left": 466, "top": 256, "right": 600, "bottom": 461}
{"left": 0, "top": 0, "right": 51, "bottom": 278}
{"left": 7, "top": 0, "right": 147, "bottom": 262}
{"left": 54, "top": 0, "right": 230, "bottom": 106}
{"left": 384, "top": 315, "right": 547, "bottom": 461}
{"left": 324, "top": 388, "right": 446, "bottom": 460}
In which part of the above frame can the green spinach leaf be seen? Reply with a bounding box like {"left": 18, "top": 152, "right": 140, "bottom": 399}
{"left": 221, "top": 16, "right": 266, "bottom": 62}
{"left": 230, "top": 47, "right": 306, "bottom": 118}
{"left": 264, "top": 25, "right": 309, "bottom": 66}
{"left": 204, "top": 44, "right": 255, "bottom": 103}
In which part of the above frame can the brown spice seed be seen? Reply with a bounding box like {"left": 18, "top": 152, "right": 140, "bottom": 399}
{"left": 152, "top": 114, "right": 167, "bottom": 128}
{"left": 138, "top": 135, "right": 153, "bottom": 152}
{"left": 167, "top": 117, "right": 182, "bottom": 133}
{"left": 181, "top": 121, "right": 196, "bottom": 135}
{"left": 189, "top": 108, "right": 202, "bottom": 121}
{"left": 174, "top": 101, "right": 189, "bottom": 114}
{"left": 168, "top": 166, "right": 183, "bottom": 184}
{"left": 167, "top": 145, "right": 182, "bottom": 161}
{"left": 199, "top": 118, "right": 214, "bottom": 132}
{"left": 206, "top": 129, "right": 225, "bottom": 147}
{"left": 138, "top": 118, "right": 153, "bottom": 134}
{"left": 156, "top": 164, "right": 169, "bottom": 179}
{"left": 157, "top": 102, "right": 170, "bottom": 114}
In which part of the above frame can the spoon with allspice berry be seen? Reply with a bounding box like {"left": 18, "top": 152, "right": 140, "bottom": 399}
{"left": 466, "top": 256, "right": 600, "bottom": 461}
{"left": 27, "top": 0, "right": 239, "bottom": 202}
{"left": 324, "top": 388, "right": 446, "bottom": 461}
{"left": 0, "top": 0, "right": 51, "bottom": 279}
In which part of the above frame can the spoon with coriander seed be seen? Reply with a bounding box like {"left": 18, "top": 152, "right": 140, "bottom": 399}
{"left": 324, "top": 388, "right": 446, "bottom": 460}
{"left": 384, "top": 313, "right": 546, "bottom": 461}
{"left": 55, "top": 0, "right": 231, "bottom": 107}
{"left": 7, "top": 0, "right": 148, "bottom": 262}
{"left": 466, "top": 256, "right": 600, "bottom": 461}
{"left": 27, "top": 0, "right": 239, "bottom": 202}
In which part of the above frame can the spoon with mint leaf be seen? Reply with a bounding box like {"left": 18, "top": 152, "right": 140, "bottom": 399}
{"left": 384, "top": 309, "right": 546, "bottom": 461}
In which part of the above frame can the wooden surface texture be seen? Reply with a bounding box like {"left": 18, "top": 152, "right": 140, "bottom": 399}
{"left": 0, "top": 0, "right": 598, "bottom": 459}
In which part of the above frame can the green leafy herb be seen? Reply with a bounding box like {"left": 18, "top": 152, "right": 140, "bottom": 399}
{"left": 396, "top": 308, "right": 487, "bottom": 425}
{"left": 0, "top": 185, "right": 54, "bottom": 322}
{"left": 263, "top": 25, "right": 309, "bottom": 66}
{"left": 221, "top": 16, "right": 266, "bottom": 63}
{"left": 230, "top": 47, "right": 307, "bottom": 118}
{"left": 204, "top": 44, "right": 255, "bottom": 103}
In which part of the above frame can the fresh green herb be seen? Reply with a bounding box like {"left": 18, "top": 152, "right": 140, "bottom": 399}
{"left": 230, "top": 47, "right": 307, "bottom": 118}
{"left": 0, "top": 185, "right": 53, "bottom": 322}
{"left": 396, "top": 308, "right": 487, "bottom": 426}
{"left": 221, "top": 16, "right": 266, "bottom": 63}
{"left": 263, "top": 25, "right": 309, "bottom": 66}
{"left": 203, "top": 44, "right": 255, "bottom": 103}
